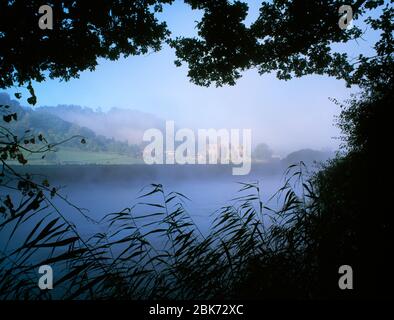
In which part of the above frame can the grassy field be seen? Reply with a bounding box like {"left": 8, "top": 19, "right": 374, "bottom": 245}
{"left": 17, "top": 148, "right": 143, "bottom": 165}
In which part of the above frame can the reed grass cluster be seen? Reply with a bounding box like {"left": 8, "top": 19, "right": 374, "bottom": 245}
{"left": 0, "top": 157, "right": 320, "bottom": 299}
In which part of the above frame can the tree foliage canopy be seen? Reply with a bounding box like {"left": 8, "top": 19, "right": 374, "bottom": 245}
{"left": 0, "top": 0, "right": 174, "bottom": 92}
{"left": 172, "top": 0, "right": 393, "bottom": 87}
{"left": 0, "top": 0, "right": 392, "bottom": 93}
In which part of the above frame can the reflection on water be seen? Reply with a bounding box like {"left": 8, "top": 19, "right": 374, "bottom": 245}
{"left": 13, "top": 164, "right": 288, "bottom": 237}
{"left": 1, "top": 163, "right": 306, "bottom": 296}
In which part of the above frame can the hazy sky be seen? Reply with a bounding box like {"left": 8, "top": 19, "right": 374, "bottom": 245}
{"left": 6, "top": 1, "right": 381, "bottom": 156}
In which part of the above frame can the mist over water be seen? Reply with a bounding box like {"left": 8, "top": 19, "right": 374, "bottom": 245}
{"left": 18, "top": 164, "right": 292, "bottom": 237}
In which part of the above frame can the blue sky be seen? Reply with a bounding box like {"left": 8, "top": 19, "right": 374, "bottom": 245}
{"left": 5, "top": 0, "right": 382, "bottom": 156}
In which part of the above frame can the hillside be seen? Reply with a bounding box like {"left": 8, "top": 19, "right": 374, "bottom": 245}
{"left": 38, "top": 104, "right": 165, "bottom": 144}
{"left": 0, "top": 93, "right": 142, "bottom": 164}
